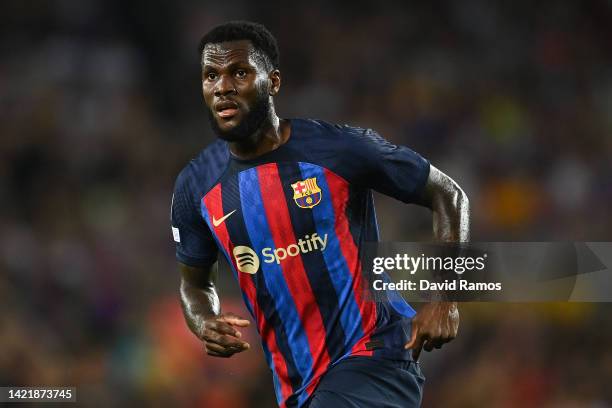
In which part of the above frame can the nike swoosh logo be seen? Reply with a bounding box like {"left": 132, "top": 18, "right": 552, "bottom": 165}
{"left": 212, "top": 210, "right": 236, "bottom": 227}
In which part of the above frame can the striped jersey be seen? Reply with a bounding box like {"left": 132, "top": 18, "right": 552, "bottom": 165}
{"left": 171, "top": 119, "right": 430, "bottom": 407}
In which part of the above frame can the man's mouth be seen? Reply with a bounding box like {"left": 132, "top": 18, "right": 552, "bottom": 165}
{"left": 215, "top": 101, "right": 239, "bottom": 119}
{"left": 218, "top": 108, "right": 238, "bottom": 118}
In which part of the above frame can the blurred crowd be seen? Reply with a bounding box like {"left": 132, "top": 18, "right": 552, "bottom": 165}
{"left": 1, "top": 0, "right": 611, "bottom": 406}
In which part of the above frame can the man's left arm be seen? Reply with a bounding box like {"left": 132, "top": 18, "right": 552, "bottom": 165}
{"left": 404, "top": 164, "right": 470, "bottom": 361}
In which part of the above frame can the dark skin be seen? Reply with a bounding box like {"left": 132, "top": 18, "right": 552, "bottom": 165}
{"left": 180, "top": 39, "right": 469, "bottom": 359}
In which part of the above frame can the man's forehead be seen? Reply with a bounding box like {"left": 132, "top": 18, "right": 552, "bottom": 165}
{"left": 202, "top": 40, "right": 256, "bottom": 65}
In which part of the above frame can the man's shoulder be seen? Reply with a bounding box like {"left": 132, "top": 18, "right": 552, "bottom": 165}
{"left": 174, "top": 139, "right": 230, "bottom": 196}
{"left": 295, "top": 118, "right": 369, "bottom": 139}
{"left": 292, "top": 118, "right": 374, "bottom": 157}
{"left": 299, "top": 118, "right": 395, "bottom": 154}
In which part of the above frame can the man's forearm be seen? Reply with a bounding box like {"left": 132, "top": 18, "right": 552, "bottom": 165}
{"left": 180, "top": 279, "right": 221, "bottom": 338}
{"left": 178, "top": 267, "right": 251, "bottom": 358}
{"left": 425, "top": 167, "right": 470, "bottom": 306}
{"left": 404, "top": 168, "right": 466, "bottom": 357}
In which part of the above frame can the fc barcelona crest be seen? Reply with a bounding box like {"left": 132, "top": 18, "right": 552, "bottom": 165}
{"left": 291, "top": 178, "right": 322, "bottom": 209}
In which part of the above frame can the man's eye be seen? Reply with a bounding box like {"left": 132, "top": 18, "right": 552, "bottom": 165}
{"left": 236, "top": 70, "right": 247, "bottom": 79}
{"left": 206, "top": 72, "right": 217, "bottom": 80}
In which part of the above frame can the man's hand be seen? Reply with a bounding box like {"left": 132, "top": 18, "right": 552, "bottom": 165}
{"left": 404, "top": 302, "right": 459, "bottom": 361}
{"left": 199, "top": 312, "right": 251, "bottom": 358}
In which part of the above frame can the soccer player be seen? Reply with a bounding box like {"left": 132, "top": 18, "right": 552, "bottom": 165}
{"left": 171, "top": 21, "right": 469, "bottom": 408}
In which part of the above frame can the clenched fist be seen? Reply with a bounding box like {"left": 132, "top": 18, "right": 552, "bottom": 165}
{"left": 404, "top": 302, "right": 459, "bottom": 361}
{"left": 199, "top": 312, "right": 251, "bottom": 358}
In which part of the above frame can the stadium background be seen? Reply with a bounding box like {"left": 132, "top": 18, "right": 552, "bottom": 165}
{"left": 1, "top": 0, "right": 611, "bottom": 406}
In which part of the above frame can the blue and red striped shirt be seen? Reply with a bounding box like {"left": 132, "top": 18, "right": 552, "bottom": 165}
{"left": 171, "top": 119, "right": 430, "bottom": 407}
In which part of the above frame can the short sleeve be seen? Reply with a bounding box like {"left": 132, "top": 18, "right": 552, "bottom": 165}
{"left": 171, "top": 168, "right": 218, "bottom": 267}
{"left": 352, "top": 128, "right": 430, "bottom": 203}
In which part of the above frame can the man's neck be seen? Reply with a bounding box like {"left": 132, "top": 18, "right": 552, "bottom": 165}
{"left": 229, "top": 113, "right": 290, "bottom": 160}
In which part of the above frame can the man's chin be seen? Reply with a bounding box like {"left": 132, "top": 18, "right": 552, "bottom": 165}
{"left": 216, "top": 131, "right": 246, "bottom": 142}
{"left": 212, "top": 121, "right": 247, "bottom": 142}
{"left": 207, "top": 94, "right": 270, "bottom": 143}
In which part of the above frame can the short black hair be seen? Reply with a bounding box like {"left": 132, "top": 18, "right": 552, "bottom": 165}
{"left": 198, "top": 21, "right": 279, "bottom": 70}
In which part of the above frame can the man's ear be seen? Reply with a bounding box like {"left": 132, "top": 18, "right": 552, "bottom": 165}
{"left": 269, "top": 69, "right": 281, "bottom": 95}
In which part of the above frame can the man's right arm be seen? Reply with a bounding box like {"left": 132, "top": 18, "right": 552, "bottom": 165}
{"left": 179, "top": 262, "right": 251, "bottom": 358}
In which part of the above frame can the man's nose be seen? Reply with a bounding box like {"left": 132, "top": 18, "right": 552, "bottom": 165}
{"left": 214, "top": 74, "right": 237, "bottom": 97}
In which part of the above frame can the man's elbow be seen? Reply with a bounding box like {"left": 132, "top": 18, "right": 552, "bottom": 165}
{"left": 442, "top": 180, "right": 469, "bottom": 222}
{"left": 454, "top": 184, "right": 469, "bottom": 212}
{"left": 431, "top": 171, "right": 469, "bottom": 213}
